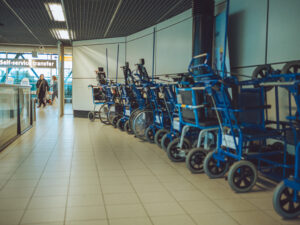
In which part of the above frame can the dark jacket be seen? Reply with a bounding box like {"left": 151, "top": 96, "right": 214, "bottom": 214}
{"left": 36, "top": 79, "right": 49, "bottom": 98}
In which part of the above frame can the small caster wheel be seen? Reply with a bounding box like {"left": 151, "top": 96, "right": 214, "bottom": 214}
{"left": 227, "top": 160, "right": 257, "bottom": 193}
{"left": 186, "top": 148, "right": 208, "bottom": 173}
{"left": 203, "top": 151, "right": 229, "bottom": 179}
{"left": 252, "top": 65, "right": 274, "bottom": 91}
{"left": 161, "top": 133, "right": 172, "bottom": 151}
{"left": 145, "top": 127, "right": 155, "bottom": 143}
{"left": 273, "top": 180, "right": 300, "bottom": 219}
{"left": 166, "top": 138, "right": 191, "bottom": 162}
{"left": 112, "top": 115, "right": 120, "bottom": 128}
{"left": 154, "top": 129, "right": 168, "bottom": 147}
{"left": 88, "top": 111, "right": 95, "bottom": 121}
{"left": 117, "top": 118, "right": 125, "bottom": 131}
{"left": 124, "top": 120, "right": 133, "bottom": 134}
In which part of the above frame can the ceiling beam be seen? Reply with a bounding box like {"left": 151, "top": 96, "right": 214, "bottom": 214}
{"left": 104, "top": 0, "right": 123, "bottom": 38}
{"left": 1, "top": 0, "right": 44, "bottom": 47}
{"left": 156, "top": 0, "right": 186, "bottom": 24}
{"left": 61, "top": 0, "right": 72, "bottom": 44}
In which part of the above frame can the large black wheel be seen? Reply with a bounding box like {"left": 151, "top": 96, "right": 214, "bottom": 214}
{"left": 117, "top": 118, "right": 125, "bottom": 131}
{"left": 99, "top": 104, "right": 110, "bottom": 125}
{"left": 252, "top": 65, "right": 274, "bottom": 91}
{"left": 132, "top": 110, "right": 153, "bottom": 140}
{"left": 161, "top": 133, "right": 172, "bottom": 151}
{"left": 186, "top": 148, "right": 208, "bottom": 173}
{"left": 145, "top": 127, "right": 155, "bottom": 143}
{"left": 154, "top": 129, "right": 168, "bottom": 147}
{"left": 129, "top": 108, "right": 143, "bottom": 131}
{"left": 166, "top": 138, "right": 191, "bottom": 162}
{"left": 227, "top": 160, "right": 257, "bottom": 193}
{"left": 203, "top": 151, "right": 229, "bottom": 179}
{"left": 273, "top": 181, "right": 300, "bottom": 219}
{"left": 124, "top": 120, "right": 133, "bottom": 134}
{"left": 281, "top": 61, "right": 300, "bottom": 81}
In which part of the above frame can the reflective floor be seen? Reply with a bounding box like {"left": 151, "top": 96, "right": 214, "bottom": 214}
{"left": 0, "top": 106, "right": 299, "bottom": 225}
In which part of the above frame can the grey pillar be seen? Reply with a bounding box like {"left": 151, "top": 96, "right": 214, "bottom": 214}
{"left": 58, "top": 41, "right": 64, "bottom": 117}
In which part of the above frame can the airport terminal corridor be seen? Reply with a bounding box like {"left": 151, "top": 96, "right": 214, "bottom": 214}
{"left": 0, "top": 107, "right": 296, "bottom": 225}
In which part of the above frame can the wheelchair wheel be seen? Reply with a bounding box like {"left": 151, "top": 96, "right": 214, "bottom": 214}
{"left": 111, "top": 115, "right": 121, "bottom": 128}
{"left": 99, "top": 104, "right": 110, "bottom": 125}
{"left": 166, "top": 138, "right": 191, "bottom": 162}
{"left": 252, "top": 65, "right": 274, "bottom": 91}
{"left": 124, "top": 120, "right": 133, "bottom": 134}
{"left": 273, "top": 180, "right": 300, "bottom": 219}
{"left": 186, "top": 148, "right": 208, "bottom": 173}
{"left": 281, "top": 61, "right": 300, "bottom": 81}
{"left": 154, "top": 129, "right": 168, "bottom": 147}
{"left": 145, "top": 127, "right": 155, "bottom": 143}
{"left": 129, "top": 108, "right": 143, "bottom": 131}
{"left": 132, "top": 110, "right": 153, "bottom": 140}
{"left": 88, "top": 111, "right": 95, "bottom": 121}
{"left": 227, "top": 160, "right": 257, "bottom": 193}
{"left": 117, "top": 118, "right": 125, "bottom": 131}
{"left": 203, "top": 151, "right": 229, "bottom": 179}
{"left": 161, "top": 133, "right": 172, "bottom": 151}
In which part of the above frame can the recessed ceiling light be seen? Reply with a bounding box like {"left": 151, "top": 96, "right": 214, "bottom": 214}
{"left": 45, "top": 3, "right": 65, "bottom": 22}
{"left": 51, "top": 29, "right": 70, "bottom": 40}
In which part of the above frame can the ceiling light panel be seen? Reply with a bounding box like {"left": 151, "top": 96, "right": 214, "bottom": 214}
{"left": 45, "top": 3, "right": 65, "bottom": 22}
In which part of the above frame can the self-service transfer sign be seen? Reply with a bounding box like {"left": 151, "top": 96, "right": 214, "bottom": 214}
{"left": 0, "top": 59, "right": 56, "bottom": 69}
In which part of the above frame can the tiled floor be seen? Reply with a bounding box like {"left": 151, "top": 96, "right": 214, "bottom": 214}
{"left": 0, "top": 106, "right": 299, "bottom": 225}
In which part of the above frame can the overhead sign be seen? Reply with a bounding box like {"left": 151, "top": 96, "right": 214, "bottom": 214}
{"left": 0, "top": 59, "right": 57, "bottom": 69}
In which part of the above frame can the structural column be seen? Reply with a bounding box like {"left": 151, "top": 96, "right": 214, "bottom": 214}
{"left": 58, "top": 41, "right": 64, "bottom": 117}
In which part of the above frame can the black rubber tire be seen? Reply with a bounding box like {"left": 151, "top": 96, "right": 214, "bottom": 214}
{"left": 124, "top": 120, "right": 133, "bottom": 134}
{"left": 99, "top": 104, "right": 110, "bottom": 125}
{"left": 166, "top": 138, "right": 191, "bottom": 162}
{"left": 161, "top": 133, "right": 172, "bottom": 151}
{"left": 132, "top": 109, "right": 153, "bottom": 140}
{"left": 186, "top": 148, "right": 208, "bottom": 173}
{"left": 129, "top": 108, "right": 143, "bottom": 131}
{"left": 154, "top": 129, "right": 168, "bottom": 147}
{"left": 111, "top": 115, "right": 120, "bottom": 128}
{"left": 145, "top": 127, "right": 155, "bottom": 143}
{"left": 281, "top": 61, "right": 300, "bottom": 81}
{"left": 88, "top": 112, "right": 95, "bottom": 121}
{"left": 273, "top": 180, "right": 300, "bottom": 219}
{"left": 117, "top": 118, "right": 125, "bottom": 131}
{"left": 227, "top": 160, "right": 257, "bottom": 193}
{"left": 203, "top": 151, "right": 229, "bottom": 179}
{"left": 252, "top": 65, "right": 274, "bottom": 91}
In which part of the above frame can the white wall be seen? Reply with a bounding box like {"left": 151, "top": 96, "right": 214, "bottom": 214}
{"left": 72, "top": 37, "right": 125, "bottom": 111}
{"left": 72, "top": 10, "right": 192, "bottom": 111}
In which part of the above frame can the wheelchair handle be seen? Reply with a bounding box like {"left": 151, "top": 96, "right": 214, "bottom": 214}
{"left": 193, "top": 53, "right": 207, "bottom": 59}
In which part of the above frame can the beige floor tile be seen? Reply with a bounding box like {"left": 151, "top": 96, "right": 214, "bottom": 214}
{"left": 21, "top": 208, "right": 65, "bottom": 224}
{"left": 69, "top": 184, "right": 101, "bottom": 196}
{"left": 170, "top": 190, "right": 209, "bottom": 202}
{"left": 66, "top": 206, "right": 106, "bottom": 221}
{"left": 109, "top": 217, "right": 152, "bottom": 225}
{"left": 163, "top": 182, "right": 196, "bottom": 192}
{"left": 133, "top": 183, "right": 167, "bottom": 193}
{"left": 179, "top": 200, "right": 222, "bottom": 214}
{"left": 34, "top": 186, "right": 68, "bottom": 196}
{"left": 229, "top": 210, "right": 281, "bottom": 225}
{"left": 128, "top": 175, "right": 160, "bottom": 184}
{"left": 213, "top": 198, "right": 257, "bottom": 212}
{"left": 151, "top": 215, "right": 196, "bottom": 225}
{"left": 99, "top": 176, "right": 130, "bottom": 185}
{"left": 191, "top": 212, "right": 239, "bottom": 225}
{"left": 138, "top": 191, "right": 175, "bottom": 203}
{"left": 0, "top": 187, "right": 34, "bottom": 198}
{"left": 106, "top": 204, "right": 147, "bottom": 219}
{"left": 103, "top": 193, "right": 140, "bottom": 205}
{"left": 0, "top": 210, "right": 24, "bottom": 225}
{"left": 66, "top": 220, "right": 108, "bottom": 225}
{"left": 67, "top": 195, "right": 104, "bottom": 207}
{"left": 28, "top": 196, "right": 67, "bottom": 209}
{"left": 125, "top": 169, "right": 153, "bottom": 176}
{"left": 99, "top": 170, "right": 126, "bottom": 177}
{"left": 0, "top": 198, "right": 29, "bottom": 210}
{"left": 264, "top": 209, "right": 300, "bottom": 225}
{"left": 5, "top": 179, "right": 39, "bottom": 188}
{"left": 101, "top": 184, "right": 134, "bottom": 194}
{"left": 144, "top": 202, "right": 186, "bottom": 216}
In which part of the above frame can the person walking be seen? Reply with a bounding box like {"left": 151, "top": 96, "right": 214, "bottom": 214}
{"left": 50, "top": 75, "right": 58, "bottom": 104}
{"left": 36, "top": 74, "right": 49, "bottom": 108}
